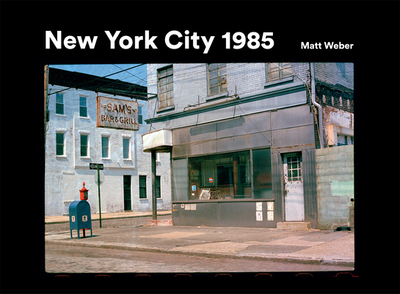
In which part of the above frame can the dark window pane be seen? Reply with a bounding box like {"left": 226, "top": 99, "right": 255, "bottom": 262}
{"left": 139, "top": 175, "right": 147, "bottom": 198}
{"left": 156, "top": 176, "right": 161, "bottom": 198}
{"left": 56, "top": 145, "right": 64, "bottom": 155}
{"left": 80, "top": 106, "right": 87, "bottom": 117}
{"left": 56, "top": 93, "right": 63, "bottom": 103}
{"left": 56, "top": 103, "right": 64, "bottom": 114}
{"left": 252, "top": 148, "right": 272, "bottom": 199}
{"left": 56, "top": 133, "right": 63, "bottom": 144}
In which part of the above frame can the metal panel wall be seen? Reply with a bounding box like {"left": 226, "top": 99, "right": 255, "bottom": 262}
{"left": 171, "top": 158, "right": 188, "bottom": 201}
{"left": 302, "top": 148, "right": 318, "bottom": 229}
{"left": 172, "top": 105, "right": 316, "bottom": 159}
{"left": 172, "top": 200, "right": 277, "bottom": 228}
{"left": 271, "top": 150, "right": 284, "bottom": 223}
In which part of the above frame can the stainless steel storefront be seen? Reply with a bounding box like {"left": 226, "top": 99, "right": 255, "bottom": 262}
{"left": 169, "top": 105, "right": 318, "bottom": 228}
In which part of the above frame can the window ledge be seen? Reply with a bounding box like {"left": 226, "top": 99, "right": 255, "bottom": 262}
{"left": 56, "top": 155, "right": 67, "bottom": 158}
{"left": 263, "top": 76, "right": 294, "bottom": 88}
{"left": 79, "top": 116, "right": 90, "bottom": 120}
{"left": 55, "top": 114, "right": 66, "bottom": 117}
{"left": 156, "top": 105, "right": 175, "bottom": 113}
{"left": 206, "top": 91, "right": 229, "bottom": 102}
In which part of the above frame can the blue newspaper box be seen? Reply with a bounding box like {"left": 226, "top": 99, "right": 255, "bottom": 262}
{"left": 69, "top": 200, "right": 92, "bottom": 239}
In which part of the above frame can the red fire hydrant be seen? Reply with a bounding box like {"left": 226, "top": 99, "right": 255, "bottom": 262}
{"left": 79, "top": 182, "right": 89, "bottom": 201}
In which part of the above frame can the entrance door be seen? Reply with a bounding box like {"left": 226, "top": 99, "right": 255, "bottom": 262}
{"left": 283, "top": 153, "right": 304, "bottom": 221}
{"left": 123, "top": 175, "right": 132, "bottom": 211}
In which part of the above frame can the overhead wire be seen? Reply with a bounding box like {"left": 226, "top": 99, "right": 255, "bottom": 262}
{"left": 47, "top": 63, "right": 145, "bottom": 96}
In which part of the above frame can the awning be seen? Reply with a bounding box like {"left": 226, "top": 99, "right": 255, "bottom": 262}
{"left": 142, "top": 129, "right": 172, "bottom": 153}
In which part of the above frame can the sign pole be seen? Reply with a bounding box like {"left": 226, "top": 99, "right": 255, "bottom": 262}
{"left": 97, "top": 164, "right": 102, "bottom": 228}
{"left": 151, "top": 150, "right": 157, "bottom": 220}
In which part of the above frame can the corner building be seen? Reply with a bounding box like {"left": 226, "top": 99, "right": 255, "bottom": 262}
{"left": 144, "top": 63, "right": 342, "bottom": 228}
{"left": 45, "top": 68, "right": 171, "bottom": 216}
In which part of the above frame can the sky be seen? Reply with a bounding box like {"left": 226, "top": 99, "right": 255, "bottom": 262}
{"left": 48, "top": 64, "right": 148, "bottom": 87}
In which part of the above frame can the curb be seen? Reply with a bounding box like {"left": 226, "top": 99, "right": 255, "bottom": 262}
{"left": 45, "top": 212, "right": 172, "bottom": 224}
{"left": 45, "top": 238, "right": 354, "bottom": 268}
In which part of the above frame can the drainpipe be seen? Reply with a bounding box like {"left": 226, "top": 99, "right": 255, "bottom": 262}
{"left": 310, "top": 63, "right": 324, "bottom": 149}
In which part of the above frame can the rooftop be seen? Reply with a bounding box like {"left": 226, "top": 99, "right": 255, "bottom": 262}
{"left": 48, "top": 67, "right": 149, "bottom": 100}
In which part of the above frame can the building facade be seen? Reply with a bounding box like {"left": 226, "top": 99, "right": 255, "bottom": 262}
{"left": 45, "top": 68, "right": 171, "bottom": 216}
{"left": 144, "top": 63, "right": 348, "bottom": 228}
{"left": 314, "top": 63, "right": 354, "bottom": 148}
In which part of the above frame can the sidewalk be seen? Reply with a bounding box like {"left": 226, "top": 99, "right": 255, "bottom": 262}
{"left": 45, "top": 210, "right": 172, "bottom": 224}
{"left": 45, "top": 221, "right": 355, "bottom": 268}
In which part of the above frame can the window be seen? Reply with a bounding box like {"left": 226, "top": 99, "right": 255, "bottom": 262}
{"left": 123, "top": 138, "right": 130, "bottom": 159}
{"left": 188, "top": 151, "right": 251, "bottom": 200}
{"left": 138, "top": 105, "right": 143, "bottom": 124}
{"left": 80, "top": 134, "right": 88, "bottom": 157}
{"left": 157, "top": 66, "right": 174, "bottom": 109}
{"left": 56, "top": 93, "right": 64, "bottom": 114}
{"left": 123, "top": 175, "right": 132, "bottom": 211}
{"left": 139, "top": 175, "right": 147, "bottom": 199}
{"left": 252, "top": 148, "right": 273, "bottom": 199}
{"left": 156, "top": 176, "right": 161, "bottom": 199}
{"left": 56, "top": 132, "right": 64, "bottom": 155}
{"left": 79, "top": 96, "right": 87, "bottom": 117}
{"left": 101, "top": 136, "right": 109, "bottom": 158}
{"left": 287, "top": 155, "right": 302, "bottom": 181}
{"left": 207, "top": 63, "right": 227, "bottom": 96}
{"left": 266, "top": 63, "right": 292, "bottom": 82}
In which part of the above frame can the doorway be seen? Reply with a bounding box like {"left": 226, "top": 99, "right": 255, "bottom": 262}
{"left": 123, "top": 175, "right": 132, "bottom": 211}
{"left": 283, "top": 153, "right": 304, "bottom": 221}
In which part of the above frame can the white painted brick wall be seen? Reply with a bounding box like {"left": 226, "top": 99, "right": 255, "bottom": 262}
{"left": 45, "top": 85, "right": 171, "bottom": 216}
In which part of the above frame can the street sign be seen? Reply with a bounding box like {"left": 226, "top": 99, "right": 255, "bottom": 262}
{"left": 89, "top": 163, "right": 104, "bottom": 170}
{"left": 89, "top": 162, "right": 104, "bottom": 228}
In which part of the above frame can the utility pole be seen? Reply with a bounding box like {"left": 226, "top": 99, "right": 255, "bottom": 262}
{"left": 44, "top": 65, "right": 49, "bottom": 149}
{"left": 97, "top": 164, "right": 102, "bottom": 228}
{"left": 151, "top": 150, "right": 157, "bottom": 220}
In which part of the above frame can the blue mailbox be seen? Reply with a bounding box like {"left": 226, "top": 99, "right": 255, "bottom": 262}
{"left": 69, "top": 200, "right": 92, "bottom": 239}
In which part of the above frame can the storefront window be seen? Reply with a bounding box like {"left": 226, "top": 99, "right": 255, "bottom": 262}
{"left": 252, "top": 148, "right": 273, "bottom": 199}
{"left": 188, "top": 151, "right": 252, "bottom": 200}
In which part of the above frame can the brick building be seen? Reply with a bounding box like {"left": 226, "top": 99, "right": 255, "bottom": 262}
{"left": 44, "top": 67, "right": 171, "bottom": 216}
{"left": 314, "top": 63, "right": 354, "bottom": 148}
{"left": 143, "top": 62, "right": 354, "bottom": 229}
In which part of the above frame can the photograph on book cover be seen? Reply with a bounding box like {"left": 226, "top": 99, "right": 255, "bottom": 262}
{"left": 44, "top": 62, "right": 355, "bottom": 275}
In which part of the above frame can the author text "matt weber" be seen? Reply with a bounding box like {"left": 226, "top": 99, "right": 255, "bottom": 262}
{"left": 301, "top": 42, "right": 354, "bottom": 49}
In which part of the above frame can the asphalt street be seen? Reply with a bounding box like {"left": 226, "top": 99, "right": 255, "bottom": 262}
{"left": 45, "top": 243, "right": 351, "bottom": 274}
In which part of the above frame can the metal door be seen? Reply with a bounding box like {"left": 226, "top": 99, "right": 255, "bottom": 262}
{"left": 123, "top": 175, "right": 132, "bottom": 211}
{"left": 283, "top": 153, "right": 304, "bottom": 221}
